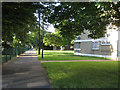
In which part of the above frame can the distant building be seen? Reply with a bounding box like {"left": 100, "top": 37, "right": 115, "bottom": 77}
{"left": 74, "top": 24, "right": 120, "bottom": 60}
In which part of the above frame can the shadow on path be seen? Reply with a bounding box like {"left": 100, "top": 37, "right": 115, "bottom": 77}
{"left": 2, "top": 49, "right": 50, "bottom": 88}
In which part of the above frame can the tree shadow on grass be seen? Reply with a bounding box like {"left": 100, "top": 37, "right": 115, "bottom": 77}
{"left": 49, "top": 70, "right": 118, "bottom": 88}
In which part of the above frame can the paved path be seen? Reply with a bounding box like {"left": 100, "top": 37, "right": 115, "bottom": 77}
{"left": 2, "top": 49, "right": 50, "bottom": 88}
{"left": 40, "top": 60, "right": 111, "bottom": 63}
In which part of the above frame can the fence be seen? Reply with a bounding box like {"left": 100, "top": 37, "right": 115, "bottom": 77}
{"left": 2, "top": 46, "right": 30, "bottom": 63}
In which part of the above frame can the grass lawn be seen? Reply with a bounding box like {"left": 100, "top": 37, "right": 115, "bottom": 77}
{"left": 38, "top": 50, "right": 109, "bottom": 61}
{"left": 42, "top": 61, "right": 118, "bottom": 88}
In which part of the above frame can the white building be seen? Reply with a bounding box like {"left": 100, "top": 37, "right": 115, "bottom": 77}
{"left": 74, "top": 24, "right": 119, "bottom": 60}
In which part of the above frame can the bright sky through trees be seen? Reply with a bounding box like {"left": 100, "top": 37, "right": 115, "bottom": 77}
{"left": 46, "top": 24, "right": 55, "bottom": 33}
{"left": 33, "top": 2, "right": 61, "bottom": 33}
{"left": 34, "top": 12, "right": 55, "bottom": 33}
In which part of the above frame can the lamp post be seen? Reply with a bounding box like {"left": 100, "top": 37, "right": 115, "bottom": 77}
{"left": 42, "top": 23, "right": 44, "bottom": 59}
{"left": 42, "top": 31, "right": 44, "bottom": 59}
{"left": 38, "top": 10, "right": 41, "bottom": 55}
{"left": 41, "top": 14, "right": 45, "bottom": 59}
{"left": 37, "top": 9, "right": 44, "bottom": 58}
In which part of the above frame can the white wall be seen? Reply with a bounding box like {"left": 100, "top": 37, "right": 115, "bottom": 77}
{"left": 74, "top": 24, "right": 119, "bottom": 60}
{"left": 118, "top": 27, "right": 120, "bottom": 60}
{"left": 106, "top": 25, "right": 118, "bottom": 60}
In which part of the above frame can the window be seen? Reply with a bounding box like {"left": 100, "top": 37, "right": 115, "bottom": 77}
{"left": 105, "top": 34, "right": 110, "bottom": 38}
{"left": 101, "top": 40, "right": 110, "bottom": 45}
{"left": 107, "top": 34, "right": 110, "bottom": 37}
{"left": 92, "top": 41, "right": 99, "bottom": 50}
{"left": 74, "top": 42, "right": 81, "bottom": 50}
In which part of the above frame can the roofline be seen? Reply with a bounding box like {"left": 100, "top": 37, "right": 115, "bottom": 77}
{"left": 74, "top": 39, "right": 101, "bottom": 42}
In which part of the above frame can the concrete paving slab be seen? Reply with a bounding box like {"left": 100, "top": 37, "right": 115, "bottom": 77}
{"left": 2, "top": 49, "right": 50, "bottom": 88}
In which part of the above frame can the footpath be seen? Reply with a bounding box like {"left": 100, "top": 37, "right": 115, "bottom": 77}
{"left": 2, "top": 49, "right": 50, "bottom": 88}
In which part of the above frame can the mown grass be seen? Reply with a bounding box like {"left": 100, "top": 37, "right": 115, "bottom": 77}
{"left": 42, "top": 61, "right": 118, "bottom": 88}
{"left": 38, "top": 50, "right": 109, "bottom": 61}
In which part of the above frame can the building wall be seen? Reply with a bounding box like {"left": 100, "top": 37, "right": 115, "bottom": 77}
{"left": 92, "top": 41, "right": 112, "bottom": 55}
{"left": 74, "top": 25, "right": 119, "bottom": 60}
{"left": 75, "top": 41, "right": 112, "bottom": 55}
{"left": 79, "top": 42, "right": 92, "bottom": 54}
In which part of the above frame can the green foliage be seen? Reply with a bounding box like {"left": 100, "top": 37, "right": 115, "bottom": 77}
{"left": 55, "top": 28, "right": 71, "bottom": 46}
{"left": 30, "top": 29, "right": 49, "bottom": 48}
{"left": 43, "top": 28, "right": 74, "bottom": 47}
{"left": 2, "top": 3, "right": 37, "bottom": 44}
{"left": 43, "top": 33, "right": 62, "bottom": 47}
{"left": 71, "top": 40, "right": 74, "bottom": 44}
{"left": 48, "top": 2, "right": 120, "bottom": 39}
{"left": 29, "top": 32, "right": 39, "bottom": 48}
{"left": 3, "top": 2, "right": 119, "bottom": 48}
{"left": 2, "top": 2, "right": 48, "bottom": 47}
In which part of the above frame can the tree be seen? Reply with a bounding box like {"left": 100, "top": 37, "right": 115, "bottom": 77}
{"left": 43, "top": 33, "right": 62, "bottom": 50}
{"left": 55, "top": 28, "right": 70, "bottom": 46}
{"left": 3, "top": 2, "right": 119, "bottom": 49}
{"left": 48, "top": 2, "right": 120, "bottom": 39}
{"left": 43, "top": 28, "right": 74, "bottom": 50}
{"left": 2, "top": 2, "right": 48, "bottom": 48}
{"left": 55, "top": 28, "right": 74, "bottom": 50}
{"left": 29, "top": 28, "right": 49, "bottom": 49}
{"left": 2, "top": 3, "right": 34, "bottom": 45}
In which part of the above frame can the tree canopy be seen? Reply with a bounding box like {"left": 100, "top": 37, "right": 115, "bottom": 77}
{"left": 43, "top": 28, "right": 73, "bottom": 48}
{"left": 2, "top": 2, "right": 48, "bottom": 47}
{"left": 43, "top": 33, "right": 62, "bottom": 47}
{"left": 48, "top": 2, "right": 120, "bottom": 39}
{"left": 2, "top": 2, "right": 120, "bottom": 48}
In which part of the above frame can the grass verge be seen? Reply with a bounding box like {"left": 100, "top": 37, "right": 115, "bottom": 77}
{"left": 42, "top": 61, "right": 118, "bottom": 88}
{"left": 38, "top": 50, "right": 109, "bottom": 61}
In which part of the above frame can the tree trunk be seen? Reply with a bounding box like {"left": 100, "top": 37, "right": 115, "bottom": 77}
{"left": 66, "top": 45, "right": 70, "bottom": 50}
{"left": 53, "top": 46, "right": 56, "bottom": 50}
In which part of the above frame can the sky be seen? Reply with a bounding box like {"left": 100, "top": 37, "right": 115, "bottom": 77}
{"left": 34, "top": 13, "right": 55, "bottom": 33}
{"left": 45, "top": 24, "right": 55, "bottom": 33}
{"left": 34, "top": 3, "right": 61, "bottom": 33}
